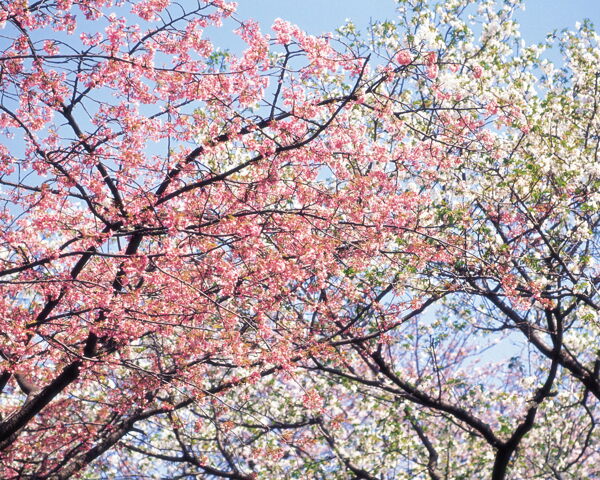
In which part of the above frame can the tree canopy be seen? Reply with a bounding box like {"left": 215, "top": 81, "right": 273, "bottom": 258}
{"left": 0, "top": 0, "right": 599, "bottom": 478}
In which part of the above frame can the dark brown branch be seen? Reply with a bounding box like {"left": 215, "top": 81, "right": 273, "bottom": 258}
{"left": 405, "top": 408, "right": 442, "bottom": 480}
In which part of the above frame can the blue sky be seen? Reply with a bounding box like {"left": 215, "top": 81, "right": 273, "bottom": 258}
{"left": 232, "top": 0, "right": 600, "bottom": 44}
{"left": 518, "top": 0, "right": 600, "bottom": 43}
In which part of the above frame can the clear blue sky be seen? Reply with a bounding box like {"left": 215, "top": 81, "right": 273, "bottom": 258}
{"left": 232, "top": 0, "right": 600, "bottom": 44}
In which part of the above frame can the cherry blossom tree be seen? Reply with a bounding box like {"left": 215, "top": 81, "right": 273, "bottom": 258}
{"left": 0, "top": 0, "right": 599, "bottom": 479}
